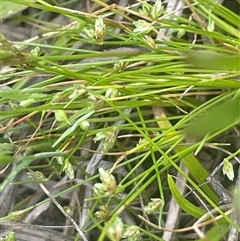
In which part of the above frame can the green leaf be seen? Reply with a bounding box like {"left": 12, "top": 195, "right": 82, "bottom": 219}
{"left": 0, "top": 155, "right": 35, "bottom": 193}
{"left": 168, "top": 175, "right": 206, "bottom": 218}
{"left": 52, "top": 109, "right": 95, "bottom": 147}
{"left": 0, "top": 152, "right": 63, "bottom": 193}
{"left": 0, "top": 154, "right": 14, "bottom": 167}
{"left": 233, "top": 187, "right": 240, "bottom": 225}
{"left": 185, "top": 97, "right": 239, "bottom": 139}
{"left": 185, "top": 50, "right": 240, "bottom": 71}
{"left": 197, "top": 223, "right": 229, "bottom": 241}
{"left": 1, "top": 0, "right": 36, "bottom": 19}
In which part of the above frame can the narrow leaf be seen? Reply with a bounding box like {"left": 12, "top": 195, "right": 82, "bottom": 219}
{"left": 197, "top": 223, "right": 229, "bottom": 241}
{"left": 168, "top": 175, "right": 206, "bottom": 218}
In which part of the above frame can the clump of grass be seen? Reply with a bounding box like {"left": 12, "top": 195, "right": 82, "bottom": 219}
{"left": 1, "top": 0, "right": 239, "bottom": 241}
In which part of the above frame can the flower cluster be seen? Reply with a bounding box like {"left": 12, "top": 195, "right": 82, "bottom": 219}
{"left": 93, "top": 168, "right": 117, "bottom": 196}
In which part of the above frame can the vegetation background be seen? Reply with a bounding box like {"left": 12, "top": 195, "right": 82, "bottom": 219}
{"left": 0, "top": 0, "right": 239, "bottom": 241}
